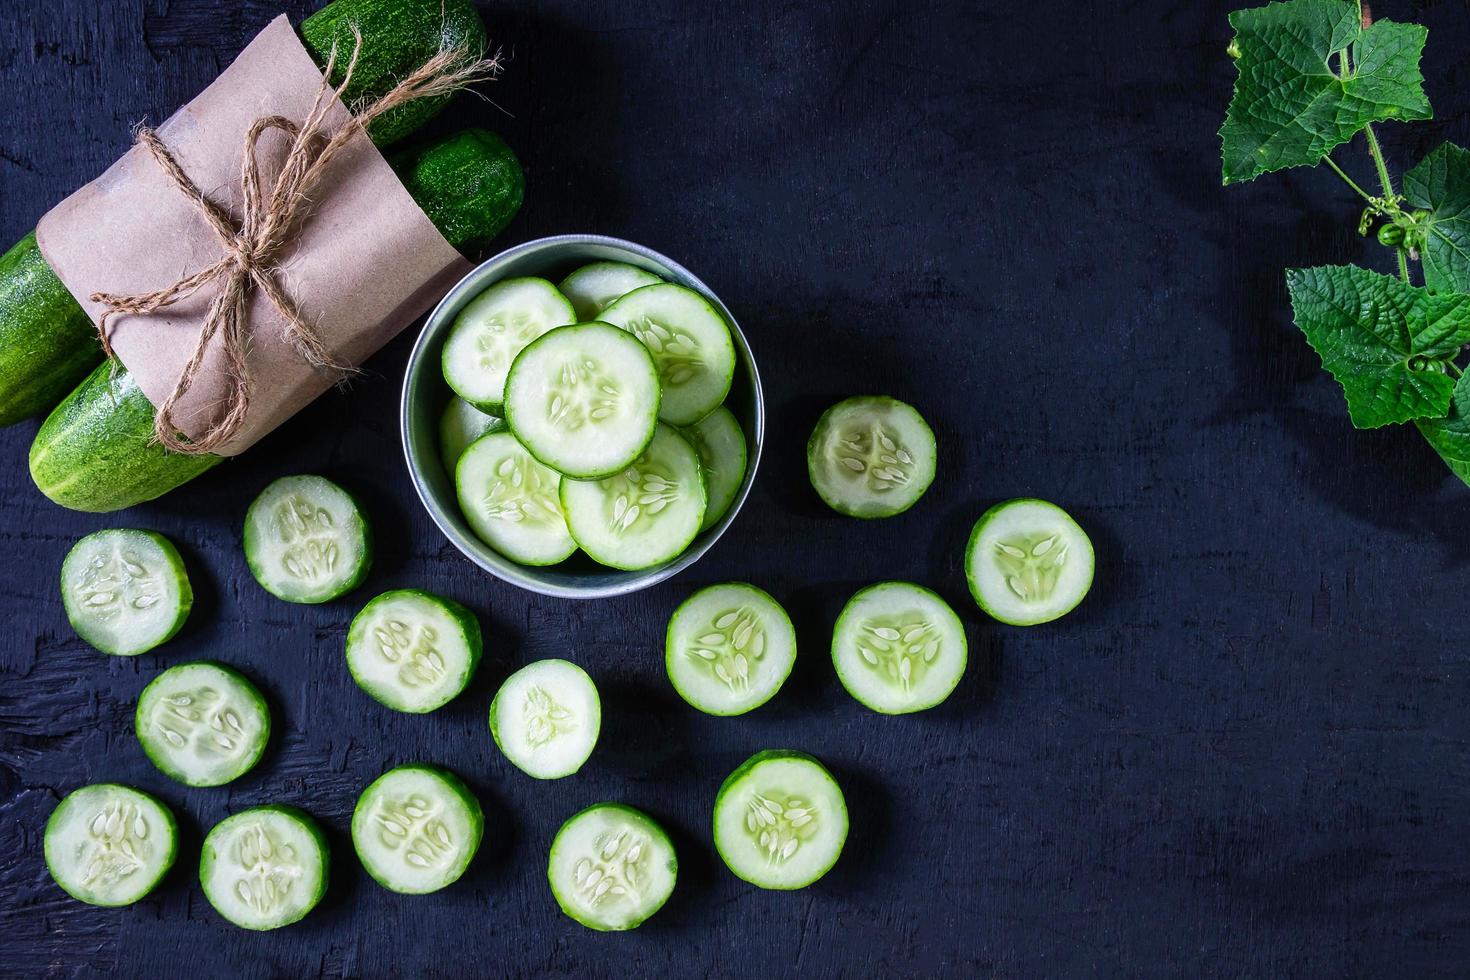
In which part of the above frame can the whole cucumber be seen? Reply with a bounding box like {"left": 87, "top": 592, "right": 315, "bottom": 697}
{"left": 30, "top": 128, "right": 524, "bottom": 514}
{"left": 0, "top": 0, "right": 487, "bottom": 428}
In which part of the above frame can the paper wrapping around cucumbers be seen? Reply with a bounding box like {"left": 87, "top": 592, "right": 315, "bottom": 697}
{"left": 34, "top": 16, "right": 472, "bottom": 456}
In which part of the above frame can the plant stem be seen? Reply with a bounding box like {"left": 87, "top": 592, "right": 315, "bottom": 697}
{"left": 1362, "top": 124, "right": 1408, "bottom": 282}
{"left": 1397, "top": 247, "right": 1411, "bottom": 282}
{"left": 1324, "top": 156, "right": 1375, "bottom": 203}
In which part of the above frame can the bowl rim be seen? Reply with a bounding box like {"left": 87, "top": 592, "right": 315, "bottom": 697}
{"left": 400, "top": 233, "right": 764, "bottom": 599}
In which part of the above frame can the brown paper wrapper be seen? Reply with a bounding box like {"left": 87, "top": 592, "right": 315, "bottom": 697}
{"left": 35, "top": 16, "right": 472, "bottom": 456}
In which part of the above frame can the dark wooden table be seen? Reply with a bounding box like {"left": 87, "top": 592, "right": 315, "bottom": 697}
{"left": 3, "top": 1, "right": 1469, "bottom": 976}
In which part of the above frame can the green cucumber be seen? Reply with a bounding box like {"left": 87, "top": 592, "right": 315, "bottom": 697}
{"left": 558, "top": 262, "right": 663, "bottom": 322}
{"left": 548, "top": 803, "right": 677, "bottom": 931}
{"left": 347, "top": 589, "right": 482, "bottom": 713}
{"left": 438, "top": 397, "right": 503, "bottom": 469}
{"left": 489, "top": 659, "right": 601, "bottom": 779}
{"left": 682, "top": 405, "right": 746, "bottom": 531}
{"left": 45, "top": 783, "right": 178, "bottom": 907}
{"left": 713, "top": 750, "right": 847, "bottom": 890}
{"left": 831, "top": 582, "right": 967, "bottom": 714}
{"left": 807, "top": 396, "right": 937, "bottom": 518}
{"left": 352, "top": 764, "right": 483, "bottom": 894}
{"left": 665, "top": 583, "right": 796, "bottom": 716}
{"left": 966, "top": 498, "right": 1094, "bottom": 626}
{"left": 599, "top": 283, "right": 736, "bottom": 426}
{"left": 137, "top": 662, "right": 271, "bottom": 786}
{"left": 199, "top": 806, "right": 329, "bottom": 931}
{"left": 244, "top": 475, "right": 372, "bottom": 604}
{"left": 560, "top": 423, "right": 707, "bottom": 570}
{"left": 61, "top": 529, "right": 192, "bottom": 657}
{"left": 0, "top": 0, "right": 489, "bottom": 430}
{"left": 503, "top": 322, "right": 661, "bottom": 479}
{"left": 30, "top": 126, "right": 524, "bottom": 514}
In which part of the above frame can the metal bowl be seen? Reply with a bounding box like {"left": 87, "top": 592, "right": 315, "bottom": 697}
{"left": 401, "top": 234, "right": 764, "bottom": 599}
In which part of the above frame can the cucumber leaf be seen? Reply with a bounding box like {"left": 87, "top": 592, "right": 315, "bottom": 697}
{"left": 1286, "top": 265, "right": 1470, "bottom": 427}
{"left": 1403, "top": 143, "right": 1470, "bottom": 295}
{"left": 1417, "top": 370, "right": 1470, "bottom": 486}
{"left": 1221, "top": 0, "right": 1431, "bottom": 185}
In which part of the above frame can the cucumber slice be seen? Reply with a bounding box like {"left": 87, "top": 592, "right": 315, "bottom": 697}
{"left": 441, "top": 277, "right": 575, "bottom": 412}
{"left": 60, "top": 529, "right": 192, "bottom": 657}
{"left": 831, "top": 582, "right": 967, "bottom": 714}
{"left": 503, "top": 322, "right": 661, "bottom": 479}
{"left": 599, "top": 283, "right": 736, "bottom": 426}
{"left": 713, "top": 750, "right": 847, "bottom": 890}
{"left": 489, "top": 659, "right": 601, "bottom": 779}
{"left": 352, "top": 765, "right": 483, "bottom": 894}
{"left": 455, "top": 430, "right": 576, "bottom": 565}
{"left": 558, "top": 262, "right": 663, "bottom": 322}
{"left": 665, "top": 583, "right": 796, "bottom": 716}
{"left": 199, "top": 806, "right": 328, "bottom": 931}
{"left": 44, "top": 783, "right": 177, "bottom": 907}
{"left": 548, "top": 803, "right": 677, "bottom": 931}
{"left": 807, "top": 396, "right": 937, "bottom": 518}
{"left": 966, "top": 498, "right": 1094, "bottom": 626}
{"left": 439, "top": 397, "right": 503, "bottom": 469}
{"left": 136, "top": 662, "right": 271, "bottom": 786}
{"left": 244, "top": 475, "right": 372, "bottom": 604}
{"left": 347, "top": 590, "right": 482, "bottom": 713}
{"left": 682, "top": 405, "right": 747, "bottom": 531}
{"left": 560, "top": 423, "right": 707, "bottom": 570}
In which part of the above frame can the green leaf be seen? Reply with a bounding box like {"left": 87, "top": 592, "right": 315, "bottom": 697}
{"left": 1417, "top": 370, "right": 1470, "bottom": 486}
{"left": 1403, "top": 142, "right": 1470, "bottom": 295}
{"left": 1285, "top": 265, "right": 1470, "bottom": 427}
{"left": 1221, "top": 0, "right": 1430, "bottom": 185}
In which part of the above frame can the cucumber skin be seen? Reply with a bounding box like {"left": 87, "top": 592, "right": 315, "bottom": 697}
{"left": 199, "top": 805, "right": 329, "bottom": 931}
{"left": 61, "top": 529, "right": 194, "bottom": 655}
{"left": 29, "top": 127, "right": 523, "bottom": 513}
{"left": 301, "top": 0, "right": 487, "bottom": 148}
{"left": 45, "top": 783, "right": 179, "bottom": 908}
{"left": 549, "top": 803, "right": 677, "bottom": 932}
{"left": 0, "top": 233, "right": 100, "bottom": 427}
{"left": 352, "top": 765, "right": 484, "bottom": 894}
{"left": 0, "top": 0, "right": 489, "bottom": 431}
{"left": 393, "top": 130, "right": 524, "bottom": 257}
{"left": 714, "top": 750, "right": 848, "bottom": 891}
{"left": 348, "top": 589, "right": 482, "bottom": 712}
{"left": 137, "top": 662, "right": 270, "bottom": 786}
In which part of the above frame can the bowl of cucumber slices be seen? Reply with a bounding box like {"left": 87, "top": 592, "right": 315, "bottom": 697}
{"left": 402, "top": 234, "right": 762, "bottom": 598}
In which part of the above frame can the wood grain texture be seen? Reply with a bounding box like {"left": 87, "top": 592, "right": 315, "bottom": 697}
{"left": 4, "top": 0, "right": 1470, "bottom": 976}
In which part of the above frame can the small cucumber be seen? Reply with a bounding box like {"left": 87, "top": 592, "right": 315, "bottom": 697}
{"left": 45, "top": 783, "right": 178, "bottom": 907}
{"left": 456, "top": 430, "right": 576, "bottom": 566}
{"left": 713, "top": 750, "right": 847, "bottom": 890}
{"left": 200, "top": 806, "right": 329, "bottom": 931}
{"left": 966, "top": 498, "right": 1094, "bottom": 625}
{"left": 831, "top": 582, "right": 966, "bottom": 714}
{"left": 244, "top": 476, "right": 372, "bottom": 604}
{"left": 347, "top": 589, "right": 482, "bottom": 713}
{"left": 560, "top": 423, "right": 707, "bottom": 570}
{"left": 0, "top": 233, "right": 100, "bottom": 427}
{"left": 137, "top": 662, "right": 271, "bottom": 786}
{"left": 30, "top": 127, "right": 526, "bottom": 514}
{"left": 665, "top": 583, "right": 796, "bottom": 716}
{"left": 503, "top": 322, "right": 661, "bottom": 479}
{"left": 61, "top": 529, "right": 192, "bottom": 657}
{"left": 558, "top": 262, "right": 663, "bottom": 322}
{"left": 489, "top": 659, "right": 601, "bottom": 779}
{"left": 548, "top": 803, "right": 677, "bottom": 931}
{"left": 352, "top": 765, "right": 483, "bottom": 894}
{"left": 599, "top": 283, "right": 736, "bottom": 426}
{"left": 807, "top": 396, "right": 936, "bottom": 518}
{"left": 682, "top": 405, "right": 747, "bottom": 531}
{"left": 438, "top": 397, "right": 503, "bottom": 469}
{"left": 442, "top": 278, "right": 576, "bottom": 413}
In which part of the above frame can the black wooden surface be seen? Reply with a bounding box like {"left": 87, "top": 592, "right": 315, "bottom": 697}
{"left": 4, "top": 0, "right": 1470, "bottom": 976}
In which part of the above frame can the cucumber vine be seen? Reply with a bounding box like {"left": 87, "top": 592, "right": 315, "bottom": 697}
{"left": 1222, "top": 0, "right": 1470, "bottom": 483}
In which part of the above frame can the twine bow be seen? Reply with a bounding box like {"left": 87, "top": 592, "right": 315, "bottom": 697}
{"left": 90, "top": 31, "right": 498, "bottom": 454}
